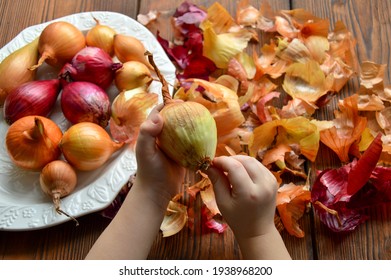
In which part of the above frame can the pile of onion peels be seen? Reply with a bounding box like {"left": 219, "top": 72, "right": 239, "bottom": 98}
{"left": 131, "top": 0, "right": 391, "bottom": 238}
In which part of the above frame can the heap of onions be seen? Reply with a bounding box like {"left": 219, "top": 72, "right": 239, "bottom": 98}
{"left": 60, "top": 122, "right": 125, "bottom": 171}
{"left": 0, "top": 38, "right": 39, "bottom": 105}
{"left": 3, "top": 79, "right": 61, "bottom": 125}
{"left": 59, "top": 46, "right": 122, "bottom": 90}
{"left": 147, "top": 52, "right": 218, "bottom": 171}
{"left": 5, "top": 116, "right": 63, "bottom": 170}
{"left": 40, "top": 160, "right": 79, "bottom": 225}
{"left": 30, "top": 21, "right": 86, "bottom": 70}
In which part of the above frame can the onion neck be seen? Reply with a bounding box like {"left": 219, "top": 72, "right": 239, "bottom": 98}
{"left": 23, "top": 117, "right": 45, "bottom": 141}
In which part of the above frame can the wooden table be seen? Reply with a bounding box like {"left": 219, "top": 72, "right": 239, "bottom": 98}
{"left": 0, "top": 0, "right": 390, "bottom": 260}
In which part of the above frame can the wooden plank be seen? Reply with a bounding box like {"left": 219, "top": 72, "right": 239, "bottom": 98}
{"left": 0, "top": 0, "right": 139, "bottom": 48}
{"left": 139, "top": 0, "right": 315, "bottom": 260}
{"left": 292, "top": 0, "right": 391, "bottom": 259}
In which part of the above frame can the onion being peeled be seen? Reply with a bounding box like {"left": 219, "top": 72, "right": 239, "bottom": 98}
{"left": 148, "top": 52, "right": 217, "bottom": 171}
{"left": 59, "top": 46, "right": 122, "bottom": 90}
{"left": 61, "top": 81, "right": 111, "bottom": 127}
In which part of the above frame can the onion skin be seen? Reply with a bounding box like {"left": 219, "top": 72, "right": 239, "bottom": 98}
{"left": 158, "top": 101, "right": 217, "bottom": 170}
{"left": 30, "top": 21, "right": 86, "bottom": 70}
{"left": 0, "top": 38, "right": 39, "bottom": 105}
{"left": 5, "top": 116, "right": 62, "bottom": 170}
{"left": 3, "top": 79, "right": 61, "bottom": 125}
{"left": 60, "top": 46, "right": 122, "bottom": 90}
{"left": 86, "top": 17, "right": 116, "bottom": 56}
{"left": 60, "top": 122, "right": 125, "bottom": 171}
{"left": 61, "top": 81, "right": 111, "bottom": 127}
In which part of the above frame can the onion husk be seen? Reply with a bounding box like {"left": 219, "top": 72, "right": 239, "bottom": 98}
{"left": 0, "top": 38, "right": 39, "bottom": 105}
{"left": 30, "top": 21, "right": 86, "bottom": 70}
{"left": 147, "top": 52, "right": 217, "bottom": 171}
{"left": 5, "top": 116, "right": 62, "bottom": 170}
{"left": 60, "top": 122, "right": 125, "bottom": 171}
{"left": 3, "top": 79, "right": 61, "bottom": 125}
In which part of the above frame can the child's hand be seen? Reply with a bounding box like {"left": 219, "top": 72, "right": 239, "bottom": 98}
{"left": 134, "top": 104, "right": 186, "bottom": 205}
{"left": 205, "top": 155, "right": 278, "bottom": 239}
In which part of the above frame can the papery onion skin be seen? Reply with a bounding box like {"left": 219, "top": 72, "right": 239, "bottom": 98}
{"left": 30, "top": 21, "right": 86, "bottom": 70}
{"left": 5, "top": 116, "right": 62, "bottom": 170}
{"left": 61, "top": 81, "right": 111, "bottom": 127}
{"left": 60, "top": 46, "right": 122, "bottom": 90}
{"left": 114, "top": 60, "right": 153, "bottom": 91}
{"left": 158, "top": 101, "right": 218, "bottom": 171}
{"left": 0, "top": 38, "right": 39, "bottom": 105}
{"left": 3, "top": 79, "right": 61, "bottom": 125}
{"left": 86, "top": 17, "right": 116, "bottom": 56}
{"left": 60, "top": 122, "right": 125, "bottom": 171}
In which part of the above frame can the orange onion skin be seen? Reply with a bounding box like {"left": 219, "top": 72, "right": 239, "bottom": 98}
{"left": 33, "top": 21, "right": 86, "bottom": 69}
{"left": 5, "top": 116, "right": 63, "bottom": 170}
{"left": 59, "top": 46, "right": 122, "bottom": 90}
{"left": 61, "top": 81, "right": 111, "bottom": 127}
{"left": 3, "top": 79, "right": 61, "bottom": 125}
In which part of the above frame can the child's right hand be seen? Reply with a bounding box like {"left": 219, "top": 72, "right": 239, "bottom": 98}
{"left": 205, "top": 155, "right": 278, "bottom": 239}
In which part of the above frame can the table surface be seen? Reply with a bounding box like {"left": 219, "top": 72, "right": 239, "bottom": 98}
{"left": 0, "top": 0, "right": 390, "bottom": 260}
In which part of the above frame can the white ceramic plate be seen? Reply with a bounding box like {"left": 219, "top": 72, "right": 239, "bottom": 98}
{"left": 0, "top": 12, "right": 176, "bottom": 231}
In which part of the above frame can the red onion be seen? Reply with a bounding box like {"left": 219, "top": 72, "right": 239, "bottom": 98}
{"left": 61, "top": 81, "right": 111, "bottom": 127}
{"left": 59, "top": 46, "right": 122, "bottom": 89}
{"left": 3, "top": 79, "right": 61, "bottom": 125}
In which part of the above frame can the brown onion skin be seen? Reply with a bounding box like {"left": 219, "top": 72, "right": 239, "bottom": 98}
{"left": 59, "top": 46, "right": 122, "bottom": 90}
{"left": 3, "top": 79, "right": 61, "bottom": 125}
{"left": 61, "top": 81, "right": 111, "bottom": 127}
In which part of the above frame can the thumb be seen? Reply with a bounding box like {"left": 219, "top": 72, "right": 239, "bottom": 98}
{"left": 136, "top": 108, "right": 163, "bottom": 157}
{"left": 205, "top": 166, "right": 231, "bottom": 206}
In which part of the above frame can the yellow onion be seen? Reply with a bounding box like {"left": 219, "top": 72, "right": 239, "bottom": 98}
{"left": 5, "top": 116, "right": 62, "bottom": 170}
{"left": 0, "top": 38, "right": 39, "bottom": 105}
{"left": 114, "top": 61, "right": 153, "bottom": 91}
{"left": 113, "top": 34, "right": 153, "bottom": 69}
{"left": 40, "top": 160, "right": 79, "bottom": 225}
{"left": 147, "top": 52, "right": 217, "bottom": 171}
{"left": 60, "top": 122, "right": 125, "bottom": 171}
{"left": 30, "top": 21, "right": 86, "bottom": 70}
{"left": 86, "top": 17, "right": 116, "bottom": 56}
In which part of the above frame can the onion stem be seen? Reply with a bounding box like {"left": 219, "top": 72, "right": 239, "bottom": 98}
{"left": 145, "top": 51, "right": 172, "bottom": 105}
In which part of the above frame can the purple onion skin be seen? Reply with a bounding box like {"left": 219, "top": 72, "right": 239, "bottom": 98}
{"left": 3, "top": 79, "right": 61, "bottom": 125}
{"left": 60, "top": 46, "right": 122, "bottom": 90}
{"left": 61, "top": 81, "right": 111, "bottom": 127}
